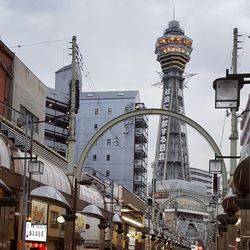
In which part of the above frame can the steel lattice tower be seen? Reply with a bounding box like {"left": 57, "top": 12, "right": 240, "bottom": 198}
{"left": 155, "top": 20, "right": 193, "bottom": 181}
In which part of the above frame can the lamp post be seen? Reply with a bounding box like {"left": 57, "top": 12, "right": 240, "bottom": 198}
{"left": 213, "top": 27, "right": 250, "bottom": 179}
{"left": 72, "top": 177, "right": 94, "bottom": 250}
{"left": 81, "top": 204, "right": 107, "bottom": 250}
{"left": 12, "top": 114, "right": 45, "bottom": 250}
{"left": 113, "top": 213, "right": 123, "bottom": 250}
{"left": 83, "top": 167, "right": 117, "bottom": 250}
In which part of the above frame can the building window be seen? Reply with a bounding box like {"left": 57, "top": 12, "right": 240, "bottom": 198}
{"left": 106, "top": 154, "right": 110, "bottom": 161}
{"left": 108, "top": 108, "right": 112, "bottom": 115}
{"left": 50, "top": 211, "right": 59, "bottom": 229}
{"left": 106, "top": 169, "right": 110, "bottom": 177}
{"left": 93, "top": 155, "right": 97, "bottom": 161}
{"left": 94, "top": 108, "right": 98, "bottom": 115}
{"left": 107, "top": 139, "right": 111, "bottom": 146}
{"left": 94, "top": 124, "right": 98, "bottom": 130}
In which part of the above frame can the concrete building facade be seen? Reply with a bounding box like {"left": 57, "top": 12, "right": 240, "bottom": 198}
{"left": 45, "top": 65, "right": 148, "bottom": 199}
{"left": 12, "top": 56, "right": 47, "bottom": 142}
{"left": 190, "top": 167, "right": 213, "bottom": 195}
{"left": 75, "top": 91, "right": 148, "bottom": 198}
{"left": 45, "top": 87, "right": 69, "bottom": 157}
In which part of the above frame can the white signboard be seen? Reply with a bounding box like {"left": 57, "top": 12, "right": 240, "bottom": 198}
{"left": 25, "top": 222, "right": 47, "bottom": 242}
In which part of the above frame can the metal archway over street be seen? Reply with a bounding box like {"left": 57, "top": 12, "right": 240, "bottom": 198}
{"left": 155, "top": 194, "right": 207, "bottom": 229}
{"left": 75, "top": 108, "right": 227, "bottom": 192}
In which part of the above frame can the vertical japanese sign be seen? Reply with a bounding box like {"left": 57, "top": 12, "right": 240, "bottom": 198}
{"left": 157, "top": 85, "right": 171, "bottom": 178}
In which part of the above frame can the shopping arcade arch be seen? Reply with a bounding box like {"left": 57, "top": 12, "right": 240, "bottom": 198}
{"left": 155, "top": 194, "right": 211, "bottom": 244}
{"left": 75, "top": 108, "right": 228, "bottom": 193}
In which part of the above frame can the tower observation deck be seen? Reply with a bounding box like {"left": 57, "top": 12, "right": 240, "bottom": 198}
{"left": 155, "top": 20, "right": 193, "bottom": 181}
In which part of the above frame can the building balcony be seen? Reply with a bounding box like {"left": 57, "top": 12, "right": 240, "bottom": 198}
{"left": 134, "top": 187, "right": 147, "bottom": 199}
{"left": 44, "top": 129, "right": 68, "bottom": 144}
{"left": 45, "top": 113, "right": 69, "bottom": 128}
{"left": 45, "top": 124, "right": 68, "bottom": 135}
{"left": 133, "top": 174, "right": 147, "bottom": 187}
{"left": 135, "top": 115, "right": 148, "bottom": 129}
{"left": 134, "top": 159, "right": 147, "bottom": 173}
{"left": 46, "top": 99, "right": 69, "bottom": 113}
{"left": 134, "top": 144, "right": 147, "bottom": 158}
{"left": 135, "top": 128, "right": 148, "bottom": 143}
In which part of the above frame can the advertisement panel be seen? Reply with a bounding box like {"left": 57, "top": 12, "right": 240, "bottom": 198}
{"left": 25, "top": 222, "right": 47, "bottom": 242}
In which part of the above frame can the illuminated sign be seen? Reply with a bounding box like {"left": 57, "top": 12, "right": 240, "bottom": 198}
{"left": 25, "top": 222, "right": 47, "bottom": 242}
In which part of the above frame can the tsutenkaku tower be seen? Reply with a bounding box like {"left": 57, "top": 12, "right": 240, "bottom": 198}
{"left": 155, "top": 20, "right": 193, "bottom": 181}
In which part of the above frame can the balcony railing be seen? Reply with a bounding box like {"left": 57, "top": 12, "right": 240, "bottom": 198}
{"left": 135, "top": 115, "right": 148, "bottom": 128}
{"left": 134, "top": 174, "right": 147, "bottom": 186}
{"left": 134, "top": 159, "right": 147, "bottom": 172}
{"left": 135, "top": 143, "right": 148, "bottom": 152}
{"left": 134, "top": 144, "right": 148, "bottom": 158}
{"left": 135, "top": 127, "right": 148, "bottom": 137}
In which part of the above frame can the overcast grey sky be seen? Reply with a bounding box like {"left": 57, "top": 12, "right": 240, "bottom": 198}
{"left": 1, "top": 0, "right": 250, "bottom": 179}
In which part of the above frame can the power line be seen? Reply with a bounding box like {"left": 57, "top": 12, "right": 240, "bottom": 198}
{"left": 9, "top": 38, "right": 71, "bottom": 49}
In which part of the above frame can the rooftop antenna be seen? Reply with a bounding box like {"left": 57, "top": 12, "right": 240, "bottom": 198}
{"left": 173, "top": 4, "right": 175, "bottom": 20}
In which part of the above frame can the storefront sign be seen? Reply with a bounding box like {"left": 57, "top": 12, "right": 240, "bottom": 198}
{"left": 25, "top": 222, "right": 47, "bottom": 242}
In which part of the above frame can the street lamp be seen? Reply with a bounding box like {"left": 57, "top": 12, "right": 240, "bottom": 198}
{"left": 209, "top": 159, "right": 222, "bottom": 174}
{"left": 213, "top": 69, "right": 250, "bottom": 178}
{"left": 28, "top": 160, "right": 44, "bottom": 175}
{"left": 84, "top": 167, "right": 117, "bottom": 250}
{"left": 112, "top": 214, "right": 123, "bottom": 250}
{"left": 213, "top": 77, "right": 241, "bottom": 109}
{"left": 80, "top": 204, "right": 107, "bottom": 250}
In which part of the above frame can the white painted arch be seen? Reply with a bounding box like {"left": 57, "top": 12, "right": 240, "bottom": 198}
{"left": 76, "top": 108, "right": 227, "bottom": 192}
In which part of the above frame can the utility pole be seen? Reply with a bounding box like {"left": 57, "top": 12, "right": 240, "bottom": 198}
{"left": 151, "top": 161, "right": 156, "bottom": 230}
{"left": 68, "top": 35, "right": 77, "bottom": 176}
{"left": 229, "top": 28, "right": 239, "bottom": 177}
{"left": 21, "top": 116, "right": 29, "bottom": 250}
{"left": 67, "top": 35, "right": 77, "bottom": 250}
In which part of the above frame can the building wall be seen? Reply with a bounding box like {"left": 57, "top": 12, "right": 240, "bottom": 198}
{"left": 55, "top": 65, "right": 72, "bottom": 94}
{"left": 45, "top": 87, "right": 69, "bottom": 156}
{"left": 190, "top": 167, "right": 213, "bottom": 195}
{"left": 55, "top": 64, "right": 82, "bottom": 93}
{"left": 44, "top": 65, "right": 82, "bottom": 157}
{"left": 0, "top": 41, "right": 14, "bottom": 108}
{"left": 46, "top": 65, "right": 148, "bottom": 196}
{"left": 12, "top": 57, "right": 46, "bottom": 142}
{"left": 75, "top": 91, "right": 140, "bottom": 192}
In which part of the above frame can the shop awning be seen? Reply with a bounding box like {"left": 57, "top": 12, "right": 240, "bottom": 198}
{"left": 14, "top": 151, "right": 71, "bottom": 195}
{"left": 1, "top": 135, "right": 104, "bottom": 209}
{"left": 31, "top": 186, "right": 71, "bottom": 211}
{"left": 80, "top": 185, "right": 104, "bottom": 209}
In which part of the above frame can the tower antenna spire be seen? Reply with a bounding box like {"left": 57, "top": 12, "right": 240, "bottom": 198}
{"left": 173, "top": 4, "right": 175, "bottom": 20}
